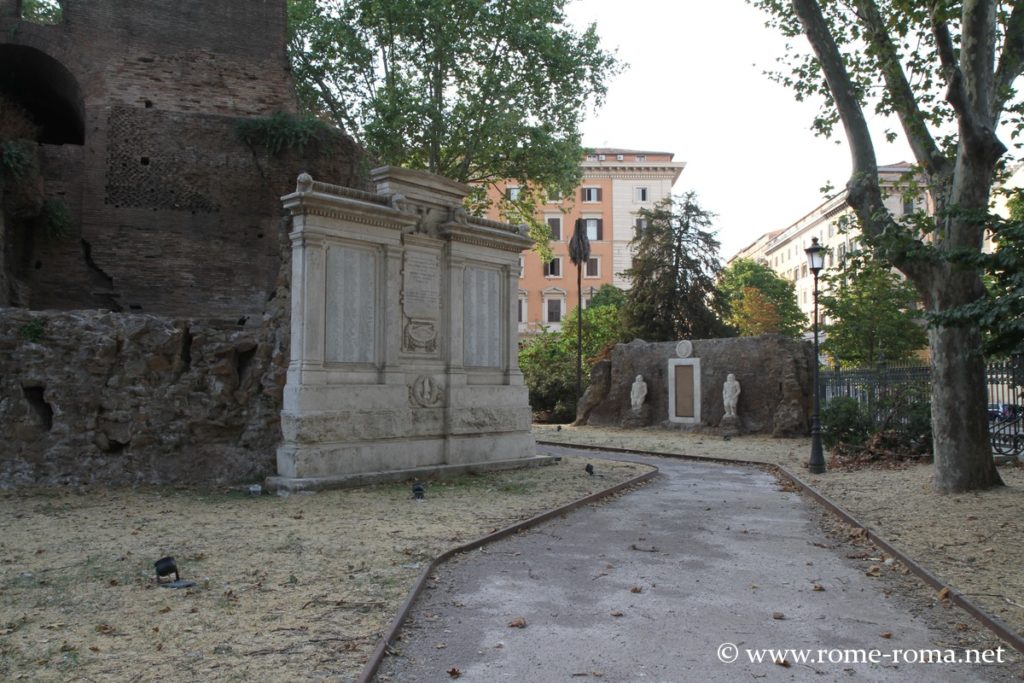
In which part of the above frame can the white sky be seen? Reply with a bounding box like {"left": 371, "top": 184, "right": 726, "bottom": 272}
{"left": 565, "top": 0, "right": 915, "bottom": 260}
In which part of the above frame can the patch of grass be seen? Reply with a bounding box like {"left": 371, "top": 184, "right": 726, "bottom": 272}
{"left": 495, "top": 481, "right": 532, "bottom": 494}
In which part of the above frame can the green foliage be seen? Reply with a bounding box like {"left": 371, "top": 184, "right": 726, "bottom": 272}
{"left": 234, "top": 112, "right": 334, "bottom": 156}
{"left": 19, "top": 318, "right": 44, "bottom": 343}
{"left": 821, "top": 397, "right": 872, "bottom": 450}
{"left": 588, "top": 284, "right": 626, "bottom": 310}
{"left": 518, "top": 304, "right": 624, "bottom": 421}
{"left": 286, "top": 0, "right": 622, "bottom": 251}
{"left": 40, "top": 199, "right": 72, "bottom": 240}
{"left": 930, "top": 205, "right": 1024, "bottom": 357}
{"left": 822, "top": 387, "right": 932, "bottom": 456}
{"left": 820, "top": 253, "right": 927, "bottom": 366}
{"left": 19, "top": 0, "right": 62, "bottom": 24}
{"left": 1, "top": 140, "right": 31, "bottom": 179}
{"left": 718, "top": 258, "right": 807, "bottom": 337}
{"left": 621, "top": 194, "right": 730, "bottom": 341}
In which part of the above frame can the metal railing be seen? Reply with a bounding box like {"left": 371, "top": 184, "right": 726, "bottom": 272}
{"left": 820, "top": 359, "right": 1023, "bottom": 457}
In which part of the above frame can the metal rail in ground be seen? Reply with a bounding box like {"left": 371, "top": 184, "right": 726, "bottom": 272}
{"left": 357, "top": 462, "right": 660, "bottom": 683}
{"left": 536, "top": 440, "right": 1024, "bottom": 656}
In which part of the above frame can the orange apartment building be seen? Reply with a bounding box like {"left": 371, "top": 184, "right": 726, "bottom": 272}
{"left": 486, "top": 148, "right": 685, "bottom": 335}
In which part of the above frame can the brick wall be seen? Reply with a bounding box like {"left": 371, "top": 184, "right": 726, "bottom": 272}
{"left": 1, "top": 0, "right": 371, "bottom": 318}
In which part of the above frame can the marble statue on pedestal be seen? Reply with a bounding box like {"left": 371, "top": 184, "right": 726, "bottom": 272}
{"left": 723, "top": 373, "right": 741, "bottom": 418}
{"left": 630, "top": 374, "right": 648, "bottom": 412}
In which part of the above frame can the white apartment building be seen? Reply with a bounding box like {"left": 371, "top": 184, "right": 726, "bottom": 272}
{"left": 730, "top": 162, "right": 925, "bottom": 322}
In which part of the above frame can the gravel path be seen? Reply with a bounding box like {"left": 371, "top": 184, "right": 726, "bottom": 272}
{"left": 375, "top": 448, "right": 1022, "bottom": 682}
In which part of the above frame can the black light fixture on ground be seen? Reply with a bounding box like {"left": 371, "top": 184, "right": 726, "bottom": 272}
{"left": 568, "top": 218, "right": 591, "bottom": 402}
{"left": 805, "top": 237, "right": 826, "bottom": 474}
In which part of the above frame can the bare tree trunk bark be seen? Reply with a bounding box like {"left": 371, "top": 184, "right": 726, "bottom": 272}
{"left": 928, "top": 320, "right": 1003, "bottom": 492}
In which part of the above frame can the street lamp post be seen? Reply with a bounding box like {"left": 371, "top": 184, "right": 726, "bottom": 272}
{"left": 805, "top": 237, "right": 826, "bottom": 474}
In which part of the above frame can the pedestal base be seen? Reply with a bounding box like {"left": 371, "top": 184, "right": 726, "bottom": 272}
{"left": 719, "top": 414, "right": 742, "bottom": 437}
{"left": 622, "top": 405, "right": 652, "bottom": 429}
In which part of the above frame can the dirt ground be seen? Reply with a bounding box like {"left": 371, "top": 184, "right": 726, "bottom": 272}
{"left": 0, "top": 457, "right": 650, "bottom": 682}
{"left": 535, "top": 424, "right": 1024, "bottom": 648}
{"left": 3, "top": 425, "right": 1022, "bottom": 682}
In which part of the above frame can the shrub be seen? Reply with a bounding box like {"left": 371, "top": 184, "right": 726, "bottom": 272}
{"left": 821, "top": 397, "right": 873, "bottom": 450}
{"left": 235, "top": 112, "right": 334, "bottom": 156}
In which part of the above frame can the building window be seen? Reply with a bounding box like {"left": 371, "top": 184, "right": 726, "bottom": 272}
{"left": 586, "top": 154, "right": 598, "bottom": 162}
{"left": 547, "top": 298, "right": 563, "bottom": 323}
{"left": 518, "top": 297, "right": 526, "bottom": 323}
{"left": 546, "top": 188, "right": 562, "bottom": 202}
{"left": 635, "top": 154, "right": 647, "bottom": 161}
{"left": 584, "top": 218, "right": 603, "bottom": 241}
{"left": 585, "top": 257, "right": 600, "bottom": 278}
{"left": 518, "top": 256, "right": 524, "bottom": 278}
{"left": 581, "top": 187, "right": 601, "bottom": 202}
{"left": 547, "top": 216, "right": 562, "bottom": 240}
{"left": 635, "top": 187, "right": 649, "bottom": 202}
{"left": 506, "top": 186, "right": 521, "bottom": 201}
{"left": 635, "top": 217, "right": 649, "bottom": 229}
{"left": 543, "top": 257, "right": 562, "bottom": 278}
{"left": 903, "top": 197, "right": 915, "bottom": 215}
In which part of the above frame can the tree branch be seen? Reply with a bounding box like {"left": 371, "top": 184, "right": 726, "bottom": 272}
{"left": 790, "top": 0, "right": 929, "bottom": 282}
{"left": 994, "top": 0, "right": 1024, "bottom": 116}
{"left": 950, "top": 0, "right": 1006, "bottom": 163}
{"left": 853, "top": 0, "right": 949, "bottom": 176}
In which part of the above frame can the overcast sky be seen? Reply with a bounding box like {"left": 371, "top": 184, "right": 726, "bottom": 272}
{"left": 564, "top": 0, "right": 915, "bottom": 259}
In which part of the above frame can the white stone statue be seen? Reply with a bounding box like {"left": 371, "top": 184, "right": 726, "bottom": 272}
{"left": 723, "top": 373, "right": 741, "bottom": 418}
{"left": 630, "top": 374, "right": 648, "bottom": 411}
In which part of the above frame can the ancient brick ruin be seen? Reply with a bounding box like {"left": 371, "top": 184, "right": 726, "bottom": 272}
{"left": 0, "top": 0, "right": 367, "bottom": 316}
{"left": 0, "top": 0, "right": 371, "bottom": 486}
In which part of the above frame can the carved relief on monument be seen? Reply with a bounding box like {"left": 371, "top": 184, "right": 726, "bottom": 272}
{"left": 401, "top": 250, "right": 441, "bottom": 354}
{"left": 409, "top": 375, "right": 444, "bottom": 407}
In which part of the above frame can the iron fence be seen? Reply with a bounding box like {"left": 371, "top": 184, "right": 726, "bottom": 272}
{"left": 820, "top": 358, "right": 1023, "bottom": 456}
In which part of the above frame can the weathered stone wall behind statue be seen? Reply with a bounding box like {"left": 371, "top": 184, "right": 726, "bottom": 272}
{"left": 580, "top": 336, "right": 815, "bottom": 436}
{"left": 0, "top": 297, "right": 287, "bottom": 487}
{"left": 0, "top": 0, "right": 369, "bottom": 318}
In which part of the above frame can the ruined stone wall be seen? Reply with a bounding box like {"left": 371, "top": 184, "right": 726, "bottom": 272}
{"left": 579, "top": 336, "right": 815, "bottom": 436}
{"left": 0, "top": 0, "right": 370, "bottom": 318}
{"left": 0, "top": 229, "right": 291, "bottom": 486}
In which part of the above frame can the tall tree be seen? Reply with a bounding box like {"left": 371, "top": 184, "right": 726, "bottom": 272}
{"left": 286, "top": 0, "right": 622, "bottom": 247}
{"left": 719, "top": 258, "right": 808, "bottom": 336}
{"left": 820, "top": 254, "right": 928, "bottom": 366}
{"left": 751, "top": 0, "right": 1024, "bottom": 492}
{"left": 622, "top": 194, "right": 730, "bottom": 341}
{"left": 730, "top": 286, "right": 785, "bottom": 336}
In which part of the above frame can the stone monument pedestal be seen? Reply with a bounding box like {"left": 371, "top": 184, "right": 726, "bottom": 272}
{"left": 268, "top": 168, "right": 542, "bottom": 492}
{"left": 719, "top": 414, "right": 742, "bottom": 437}
{"left": 622, "top": 404, "right": 651, "bottom": 429}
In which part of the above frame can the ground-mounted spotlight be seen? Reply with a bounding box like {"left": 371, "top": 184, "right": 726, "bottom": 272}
{"left": 155, "top": 556, "right": 196, "bottom": 589}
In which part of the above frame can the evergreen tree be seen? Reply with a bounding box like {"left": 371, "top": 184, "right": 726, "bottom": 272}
{"left": 622, "top": 194, "right": 729, "bottom": 341}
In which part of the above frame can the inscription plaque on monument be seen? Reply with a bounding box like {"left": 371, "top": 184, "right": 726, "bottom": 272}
{"left": 325, "top": 245, "right": 377, "bottom": 364}
{"left": 668, "top": 358, "right": 701, "bottom": 425}
{"left": 463, "top": 267, "right": 501, "bottom": 367}
{"left": 402, "top": 251, "right": 441, "bottom": 319}
{"left": 402, "top": 250, "right": 441, "bottom": 353}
